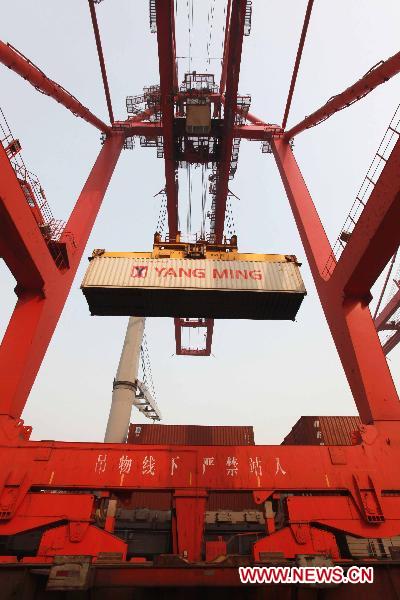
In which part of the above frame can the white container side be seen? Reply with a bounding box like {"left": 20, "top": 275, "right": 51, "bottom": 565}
{"left": 82, "top": 257, "right": 306, "bottom": 294}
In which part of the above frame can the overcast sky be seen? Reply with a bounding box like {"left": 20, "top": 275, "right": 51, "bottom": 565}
{"left": 1, "top": 1, "right": 400, "bottom": 444}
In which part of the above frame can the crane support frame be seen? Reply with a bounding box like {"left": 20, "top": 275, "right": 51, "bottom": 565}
{"left": 272, "top": 138, "right": 400, "bottom": 424}
{"left": 155, "top": 0, "right": 179, "bottom": 238}
{"left": 213, "top": 0, "right": 247, "bottom": 243}
{"left": 2, "top": 1, "right": 400, "bottom": 587}
{"left": 0, "top": 134, "right": 124, "bottom": 419}
{"left": 285, "top": 50, "right": 400, "bottom": 139}
{"left": 0, "top": 40, "right": 110, "bottom": 133}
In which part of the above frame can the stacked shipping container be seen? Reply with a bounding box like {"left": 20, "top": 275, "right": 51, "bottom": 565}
{"left": 282, "top": 416, "right": 362, "bottom": 445}
{"left": 127, "top": 423, "right": 255, "bottom": 446}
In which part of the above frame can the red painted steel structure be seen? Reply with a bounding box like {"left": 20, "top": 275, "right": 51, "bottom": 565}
{"left": 0, "top": 40, "right": 110, "bottom": 133}
{"left": 88, "top": 0, "right": 114, "bottom": 124}
{"left": 0, "top": 135, "right": 123, "bottom": 418}
{"left": 286, "top": 49, "right": 400, "bottom": 139}
{"left": 375, "top": 284, "right": 400, "bottom": 354}
{"left": 155, "top": 0, "right": 179, "bottom": 238}
{"left": 1, "top": 0, "right": 400, "bottom": 593}
{"left": 281, "top": 0, "right": 314, "bottom": 129}
{"left": 213, "top": 0, "right": 246, "bottom": 243}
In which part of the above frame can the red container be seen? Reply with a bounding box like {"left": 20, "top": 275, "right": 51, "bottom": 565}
{"left": 127, "top": 424, "right": 255, "bottom": 446}
{"left": 282, "top": 416, "right": 361, "bottom": 446}
{"left": 207, "top": 492, "right": 258, "bottom": 511}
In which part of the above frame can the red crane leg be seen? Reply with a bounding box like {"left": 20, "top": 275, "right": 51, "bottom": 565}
{"left": 155, "top": 0, "right": 178, "bottom": 238}
{"left": 0, "top": 134, "right": 124, "bottom": 419}
{"left": 286, "top": 50, "right": 400, "bottom": 139}
{"left": 0, "top": 293, "right": 48, "bottom": 418}
{"left": 272, "top": 138, "right": 400, "bottom": 423}
{"left": 214, "top": 0, "right": 247, "bottom": 243}
{"left": 331, "top": 136, "right": 400, "bottom": 298}
{"left": 0, "top": 41, "right": 110, "bottom": 134}
{"left": 61, "top": 134, "right": 123, "bottom": 259}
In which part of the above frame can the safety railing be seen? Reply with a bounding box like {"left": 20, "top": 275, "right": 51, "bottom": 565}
{"left": 323, "top": 103, "right": 400, "bottom": 279}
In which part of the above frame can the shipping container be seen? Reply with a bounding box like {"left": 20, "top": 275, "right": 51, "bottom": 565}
{"left": 282, "top": 416, "right": 362, "bottom": 446}
{"left": 127, "top": 424, "right": 255, "bottom": 446}
{"left": 81, "top": 255, "right": 306, "bottom": 320}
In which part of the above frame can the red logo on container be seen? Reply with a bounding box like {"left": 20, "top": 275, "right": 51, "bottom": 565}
{"left": 131, "top": 265, "right": 148, "bottom": 278}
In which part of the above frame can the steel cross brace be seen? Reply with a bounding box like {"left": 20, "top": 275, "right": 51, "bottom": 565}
{"left": 286, "top": 49, "right": 400, "bottom": 139}
{"left": 375, "top": 277, "right": 400, "bottom": 355}
{"left": 0, "top": 135, "right": 124, "bottom": 419}
{"left": 0, "top": 40, "right": 110, "bottom": 133}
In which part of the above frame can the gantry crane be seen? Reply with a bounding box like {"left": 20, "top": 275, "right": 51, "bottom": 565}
{"left": 1, "top": 1, "right": 400, "bottom": 596}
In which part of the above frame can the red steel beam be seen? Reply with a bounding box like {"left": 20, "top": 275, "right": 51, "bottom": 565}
{"left": 233, "top": 124, "right": 283, "bottom": 140}
{"left": 115, "top": 121, "right": 283, "bottom": 141}
{"left": 88, "top": 0, "right": 114, "bottom": 123}
{"left": 331, "top": 135, "right": 400, "bottom": 298}
{"left": 272, "top": 138, "right": 400, "bottom": 423}
{"left": 281, "top": 0, "right": 314, "bottom": 130}
{"left": 219, "top": 0, "right": 232, "bottom": 95}
{"left": 245, "top": 111, "right": 269, "bottom": 125}
{"left": 0, "top": 40, "right": 110, "bottom": 134}
{"left": 375, "top": 286, "right": 400, "bottom": 331}
{"left": 383, "top": 329, "right": 400, "bottom": 355}
{"left": 171, "top": 1, "right": 178, "bottom": 90}
{"left": 0, "top": 133, "right": 124, "bottom": 419}
{"left": 1, "top": 430, "right": 400, "bottom": 492}
{"left": 221, "top": 94, "right": 282, "bottom": 131}
{"left": 155, "top": 0, "right": 179, "bottom": 238}
{"left": 114, "top": 120, "right": 162, "bottom": 138}
{"left": 373, "top": 251, "right": 397, "bottom": 320}
{"left": 214, "top": 0, "right": 247, "bottom": 243}
{"left": 285, "top": 50, "right": 400, "bottom": 139}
